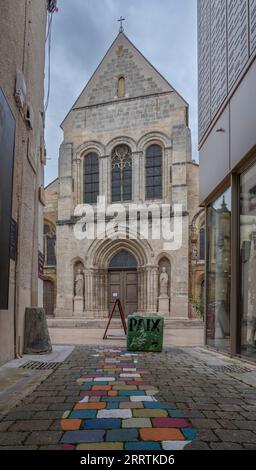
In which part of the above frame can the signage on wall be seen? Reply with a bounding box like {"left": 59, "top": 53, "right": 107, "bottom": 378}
{"left": 38, "top": 251, "right": 45, "bottom": 280}
{"left": 10, "top": 218, "right": 18, "bottom": 261}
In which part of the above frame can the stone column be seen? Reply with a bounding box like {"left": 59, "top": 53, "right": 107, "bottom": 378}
{"left": 140, "top": 267, "right": 146, "bottom": 313}
{"left": 76, "top": 157, "right": 81, "bottom": 204}
{"left": 58, "top": 142, "right": 73, "bottom": 221}
{"left": 164, "top": 146, "right": 172, "bottom": 204}
{"left": 151, "top": 266, "right": 159, "bottom": 313}
{"left": 84, "top": 269, "right": 89, "bottom": 313}
{"left": 140, "top": 151, "right": 145, "bottom": 201}
{"left": 137, "top": 268, "right": 142, "bottom": 311}
{"left": 104, "top": 270, "right": 109, "bottom": 318}
{"left": 133, "top": 151, "right": 142, "bottom": 202}
{"left": 86, "top": 269, "right": 94, "bottom": 315}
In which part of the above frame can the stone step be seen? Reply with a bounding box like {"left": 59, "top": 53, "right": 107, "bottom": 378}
{"left": 47, "top": 318, "right": 203, "bottom": 330}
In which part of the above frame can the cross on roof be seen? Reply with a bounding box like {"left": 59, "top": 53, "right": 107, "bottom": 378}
{"left": 118, "top": 16, "right": 125, "bottom": 32}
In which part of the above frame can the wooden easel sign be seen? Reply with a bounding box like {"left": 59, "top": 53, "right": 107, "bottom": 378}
{"left": 103, "top": 294, "right": 127, "bottom": 340}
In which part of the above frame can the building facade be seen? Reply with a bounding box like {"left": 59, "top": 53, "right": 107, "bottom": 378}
{"left": 44, "top": 32, "right": 203, "bottom": 321}
{"left": 0, "top": 0, "right": 48, "bottom": 365}
{"left": 198, "top": 0, "right": 256, "bottom": 360}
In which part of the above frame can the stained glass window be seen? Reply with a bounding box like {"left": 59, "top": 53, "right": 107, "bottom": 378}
{"left": 83, "top": 152, "right": 99, "bottom": 204}
{"left": 145, "top": 144, "right": 162, "bottom": 199}
{"left": 111, "top": 145, "right": 132, "bottom": 202}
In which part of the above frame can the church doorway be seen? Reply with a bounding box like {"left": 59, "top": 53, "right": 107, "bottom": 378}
{"left": 43, "top": 279, "right": 55, "bottom": 316}
{"left": 108, "top": 249, "right": 138, "bottom": 317}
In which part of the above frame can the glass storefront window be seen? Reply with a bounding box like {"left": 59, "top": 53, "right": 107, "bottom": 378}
{"left": 206, "top": 188, "right": 231, "bottom": 351}
{"left": 240, "top": 161, "right": 256, "bottom": 360}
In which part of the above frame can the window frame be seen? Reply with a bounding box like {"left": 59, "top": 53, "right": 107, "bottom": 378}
{"left": 145, "top": 143, "right": 163, "bottom": 200}
{"left": 111, "top": 144, "right": 133, "bottom": 203}
{"left": 83, "top": 151, "right": 100, "bottom": 204}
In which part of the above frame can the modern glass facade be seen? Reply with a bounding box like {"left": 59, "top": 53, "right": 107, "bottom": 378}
{"left": 206, "top": 188, "right": 231, "bottom": 352}
{"left": 240, "top": 161, "right": 256, "bottom": 360}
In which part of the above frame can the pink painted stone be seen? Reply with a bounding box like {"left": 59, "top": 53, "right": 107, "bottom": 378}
{"left": 152, "top": 418, "right": 190, "bottom": 428}
{"left": 62, "top": 444, "right": 75, "bottom": 450}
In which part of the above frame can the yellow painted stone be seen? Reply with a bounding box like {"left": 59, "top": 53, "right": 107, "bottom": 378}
{"left": 76, "top": 442, "right": 123, "bottom": 450}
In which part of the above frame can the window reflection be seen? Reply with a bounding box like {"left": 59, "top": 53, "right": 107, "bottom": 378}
{"left": 206, "top": 188, "right": 231, "bottom": 351}
{"left": 240, "top": 162, "right": 256, "bottom": 359}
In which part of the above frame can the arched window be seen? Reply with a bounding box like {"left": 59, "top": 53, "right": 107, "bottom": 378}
{"left": 109, "top": 250, "right": 137, "bottom": 268}
{"left": 117, "top": 76, "right": 125, "bottom": 98}
{"left": 145, "top": 144, "right": 162, "bottom": 199}
{"left": 44, "top": 223, "right": 56, "bottom": 266}
{"left": 199, "top": 222, "right": 205, "bottom": 260}
{"left": 83, "top": 152, "right": 99, "bottom": 204}
{"left": 111, "top": 145, "right": 132, "bottom": 202}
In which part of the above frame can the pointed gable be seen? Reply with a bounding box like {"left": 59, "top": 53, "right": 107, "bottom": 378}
{"left": 61, "top": 32, "right": 187, "bottom": 128}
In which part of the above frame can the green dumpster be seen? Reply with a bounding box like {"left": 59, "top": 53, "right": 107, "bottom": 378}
{"left": 127, "top": 313, "right": 164, "bottom": 352}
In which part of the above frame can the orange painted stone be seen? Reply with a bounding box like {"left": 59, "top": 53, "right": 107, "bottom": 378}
{"left": 140, "top": 428, "right": 185, "bottom": 441}
{"left": 108, "top": 390, "right": 117, "bottom": 397}
{"left": 61, "top": 419, "right": 82, "bottom": 430}
{"left": 74, "top": 402, "right": 106, "bottom": 410}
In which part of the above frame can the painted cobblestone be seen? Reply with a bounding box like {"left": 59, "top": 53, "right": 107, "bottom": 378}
{"left": 60, "top": 349, "right": 197, "bottom": 450}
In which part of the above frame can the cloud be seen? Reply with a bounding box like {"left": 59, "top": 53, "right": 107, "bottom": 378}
{"left": 45, "top": 0, "right": 198, "bottom": 185}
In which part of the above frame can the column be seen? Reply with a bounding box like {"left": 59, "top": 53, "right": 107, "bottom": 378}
{"left": 151, "top": 266, "right": 159, "bottom": 313}
{"left": 132, "top": 151, "right": 142, "bottom": 202}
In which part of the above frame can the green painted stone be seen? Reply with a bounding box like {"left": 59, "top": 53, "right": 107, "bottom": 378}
{"left": 127, "top": 314, "right": 164, "bottom": 352}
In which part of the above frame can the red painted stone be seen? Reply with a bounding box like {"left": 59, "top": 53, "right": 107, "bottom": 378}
{"left": 151, "top": 418, "right": 190, "bottom": 428}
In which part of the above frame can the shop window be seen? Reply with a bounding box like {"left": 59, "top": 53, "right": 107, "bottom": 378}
{"left": 206, "top": 188, "right": 231, "bottom": 352}
{"left": 240, "top": 161, "right": 256, "bottom": 360}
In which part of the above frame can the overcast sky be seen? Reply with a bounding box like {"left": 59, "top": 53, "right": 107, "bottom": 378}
{"left": 44, "top": 0, "right": 198, "bottom": 186}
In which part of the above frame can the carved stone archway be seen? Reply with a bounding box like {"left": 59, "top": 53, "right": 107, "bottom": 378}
{"left": 84, "top": 233, "right": 158, "bottom": 317}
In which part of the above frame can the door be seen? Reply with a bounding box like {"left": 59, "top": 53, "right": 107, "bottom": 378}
{"left": 108, "top": 270, "right": 138, "bottom": 317}
{"left": 43, "top": 280, "right": 55, "bottom": 316}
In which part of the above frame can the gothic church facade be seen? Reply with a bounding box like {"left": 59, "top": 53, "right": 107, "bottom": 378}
{"left": 43, "top": 32, "right": 203, "bottom": 320}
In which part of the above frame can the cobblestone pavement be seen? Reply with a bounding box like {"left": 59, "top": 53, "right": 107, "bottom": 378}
{"left": 0, "top": 346, "right": 256, "bottom": 450}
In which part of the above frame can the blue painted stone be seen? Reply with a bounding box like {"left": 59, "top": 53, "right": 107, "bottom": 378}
{"left": 182, "top": 428, "right": 197, "bottom": 440}
{"left": 102, "top": 397, "right": 127, "bottom": 402}
{"left": 125, "top": 442, "right": 161, "bottom": 450}
{"left": 168, "top": 409, "right": 185, "bottom": 418}
{"left": 81, "top": 382, "right": 108, "bottom": 390}
{"left": 83, "top": 418, "right": 121, "bottom": 429}
{"left": 144, "top": 402, "right": 175, "bottom": 409}
{"left": 119, "top": 390, "right": 144, "bottom": 396}
{"left": 107, "top": 402, "right": 119, "bottom": 409}
{"left": 69, "top": 410, "right": 97, "bottom": 419}
{"left": 61, "top": 430, "right": 105, "bottom": 443}
{"left": 106, "top": 428, "right": 138, "bottom": 442}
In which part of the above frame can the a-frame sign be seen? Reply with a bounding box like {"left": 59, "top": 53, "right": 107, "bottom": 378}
{"left": 103, "top": 297, "right": 127, "bottom": 340}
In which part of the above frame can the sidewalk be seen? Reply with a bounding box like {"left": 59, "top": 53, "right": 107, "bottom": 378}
{"left": 48, "top": 321, "right": 204, "bottom": 348}
{"left": 0, "top": 343, "right": 256, "bottom": 450}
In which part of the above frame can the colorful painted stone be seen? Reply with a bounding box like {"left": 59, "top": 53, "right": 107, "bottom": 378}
{"left": 60, "top": 347, "right": 196, "bottom": 450}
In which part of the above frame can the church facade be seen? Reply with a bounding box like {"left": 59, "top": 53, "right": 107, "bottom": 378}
{"left": 43, "top": 32, "right": 204, "bottom": 320}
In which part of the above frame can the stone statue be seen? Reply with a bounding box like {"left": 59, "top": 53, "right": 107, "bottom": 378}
{"left": 159, "top": 267, "right": 169, "bottom": 296}
{"left": 74, "top": 269, "right": 84, "bottom": 297}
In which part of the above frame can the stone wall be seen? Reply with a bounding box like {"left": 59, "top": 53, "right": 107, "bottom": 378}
{"left": 0, "top": 0, "right": 47, "bottom": 364}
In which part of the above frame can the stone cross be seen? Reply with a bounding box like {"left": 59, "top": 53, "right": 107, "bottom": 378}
{"left": 118, "top": 16, "right": 125, "bottom": 32}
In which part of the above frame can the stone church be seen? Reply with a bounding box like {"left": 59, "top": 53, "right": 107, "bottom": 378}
{"left": 43, "top": 31, "right": 204, "bottom": 321}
